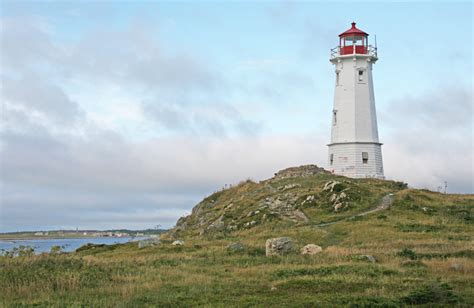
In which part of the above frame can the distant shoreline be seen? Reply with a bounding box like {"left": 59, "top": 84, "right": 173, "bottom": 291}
{"left": 0, "top": 236, "right": 140, "bottom": 241}
{"left": 0, "top": 229, "right": 165, "bottom": 241}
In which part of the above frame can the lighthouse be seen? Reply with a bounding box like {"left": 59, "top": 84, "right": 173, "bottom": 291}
{"left": 328, "top": 22, "right": 384, "bottom": 179}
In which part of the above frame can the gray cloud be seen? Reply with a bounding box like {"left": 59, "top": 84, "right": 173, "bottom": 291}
{"left": 0, "top": 10, "right": 471, "bottom": 234}
{"left": 382, "top": 87, "right": 472, "bottom": 131}
{"left": 0, "top": 114, "right": 327, "bottom": 231}
{"left": 1, "top": 76, "right": 83, "bottom": 125}
{"left": 60, "top": 24, "right": 219, "bottom": 93}
{"left": 0, "top": 17, "right": 59, "bottom": 71}
{"left": 142, "top": 100, "right": 262, "bottom": 137}
{"left": 381, "top": 87, "right": 473, "bottom": 193}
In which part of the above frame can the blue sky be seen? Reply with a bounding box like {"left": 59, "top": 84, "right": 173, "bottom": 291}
{"left": 0, "top": 1, "right": 472, "bottom": 231}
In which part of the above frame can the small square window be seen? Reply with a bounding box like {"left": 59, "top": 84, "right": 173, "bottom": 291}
{"left": 358, "top": 70, "right": 364, "bottom": 82}
{"left": 362, "top": 152, "right": 368, "bottom": 164}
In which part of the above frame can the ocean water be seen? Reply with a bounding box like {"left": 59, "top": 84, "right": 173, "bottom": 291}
{"left": 0, "top": 237, "right": 148, "bottom": 254}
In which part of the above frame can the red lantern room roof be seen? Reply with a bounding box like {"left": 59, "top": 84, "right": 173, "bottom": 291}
{"left": 339, "top": 22, "right": 368, "bottom": 37}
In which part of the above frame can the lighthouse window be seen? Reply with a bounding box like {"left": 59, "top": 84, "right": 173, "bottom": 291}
{"left": 330, "top": 154, "right": 334, "bottom": 165}
{"left": 362, "top": 152, "right": 369, "bottom": 164}
{"left": 336, "top": 71, "right": 340, "bottom": 85}
{"left": 333, "top": 110, "right": 337, "bottom": 125}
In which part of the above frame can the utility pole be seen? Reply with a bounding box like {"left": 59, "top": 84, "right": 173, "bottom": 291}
{"left": 444, "top": 181, "right": 448, "bottom": 194}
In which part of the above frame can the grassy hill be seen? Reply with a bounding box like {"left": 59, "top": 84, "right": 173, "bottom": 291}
{"left": 1, "top": 165, "right": 473, "bottom": 306}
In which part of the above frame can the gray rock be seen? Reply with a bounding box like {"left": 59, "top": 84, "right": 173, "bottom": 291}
{"left": 323, "top": 181, "right": 340, "bottom": 192}
{"left": 301, "top": 244, "right": 323, "bottom": 255}
{"left": 226, "top": 225, "right": 238, "bottom": 231}
{"left": 138, "top": 237, "right": 161, "bottom": 249}
{"left": 244, "top": 220, "right": 257, "bottom": 228}
{"left": 364, "top": 255, "right": 377, "bottom": 263}
{"left": 207, "top": 215, "right": 225, "bottom": 231}
{"left": 265, "top": 237, "right": 293, "bottom": 256}
{"left": 334, "top": 202, "right": 344, "bottom": 211}
{"left": 227, "top": 242, "right": 245, "bottom": 252}
{"left": 172, "top": 240, "right": 184, "bottom": 246}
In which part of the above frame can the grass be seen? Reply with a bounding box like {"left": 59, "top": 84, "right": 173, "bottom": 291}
{"left": 1, "top": 173, "right": 473, "bottom": 306}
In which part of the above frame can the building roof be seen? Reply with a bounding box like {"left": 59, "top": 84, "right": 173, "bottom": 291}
{"left": 339, "top": 22, "right": 368, "bottom": 37}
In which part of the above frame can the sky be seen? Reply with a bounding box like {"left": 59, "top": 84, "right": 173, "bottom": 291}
{"left": 0, "top": 0, "right": 472, "bottom": 232}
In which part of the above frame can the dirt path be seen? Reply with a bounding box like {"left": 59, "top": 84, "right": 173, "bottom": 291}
{"left": 313, "top": 193, "right": 395, "bottom": 228}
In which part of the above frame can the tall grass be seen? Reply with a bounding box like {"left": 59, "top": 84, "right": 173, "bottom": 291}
{"left": 1, "top": 184, "right": 473, "bottom": 306}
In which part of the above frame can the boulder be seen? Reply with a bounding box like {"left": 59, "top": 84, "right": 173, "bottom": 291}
{"left": 207, "top": 215, "right": 225, "bottom": 231}
{"left": 172, "top": 240, "right": 184, "bottom": 246}
{"left": 244, "top": 220, "right": 257, "bottom": 228}
{"left": 301, "top": 244, "right": 323, "bottom": 255}
{"left": 265, "top": 237, "right": 293, "bottom": 256}
{"left": 138, "top": 237, "right": 161, "bottom": 249}
{"left": 365, "top": 255, "right": 377, "bottom": 263}
{"left": 323, "top": 180, "right": 344, "bottom": 192}
{"left": 334, "top": 202, "right": 344, "bottom": 212}
{"left": 227, "top": 242, "right": 245, "bottom": 253}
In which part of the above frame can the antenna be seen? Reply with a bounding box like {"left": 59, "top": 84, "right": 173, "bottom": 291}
{"left": 375, "top": 34, "right": 377, "bottom": 49}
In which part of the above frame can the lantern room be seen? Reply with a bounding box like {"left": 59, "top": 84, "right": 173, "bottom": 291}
{"left": 339, "top": 22, "right": 368, "bottom": 55}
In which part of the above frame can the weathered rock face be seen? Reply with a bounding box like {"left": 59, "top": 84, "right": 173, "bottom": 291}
{"left": 138, "top": 237, "right": 161, "bottom": 249}
{"left": 301, "top": 244, "right": 323, "bottom": 255}
{"left": 207, "top": 215, "right": 225, "bottom": 231}
{"left": 323, "top": 181, "right": 350, "bottom": 212}
{"left": 265, "top": 237, "right": 293, "bottom": 256}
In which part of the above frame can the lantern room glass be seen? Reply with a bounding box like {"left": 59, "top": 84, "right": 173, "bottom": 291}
{"left": 342, "top": 36, "right": 366, "bottom": 47}
{"left": 340, "top": 36, "right": 368, "bottom": 55}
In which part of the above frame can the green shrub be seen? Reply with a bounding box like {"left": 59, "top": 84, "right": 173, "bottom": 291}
{"left": 274, "top": 265, "right": 396, "bottom": 279}
{"left": 1, "top": 245, "right": 35, "bottom": 257}
{"left": 401, "top": 282, "right": 459, "bottom": 305}
{"left": 395, "top": 223, "right": 444, "bottom": 233}
{"left": 392, "top": 181, "right": 408, "bottom": 190}
{"left": 397, "top": 248, "right": 417, "bottom": 260}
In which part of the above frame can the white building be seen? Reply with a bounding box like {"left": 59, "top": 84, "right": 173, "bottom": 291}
{"left": 328, "top": 22, "right": 384, "bottom": 179}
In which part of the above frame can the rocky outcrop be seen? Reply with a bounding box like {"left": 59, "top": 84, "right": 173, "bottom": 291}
{"left": 166, "top": 165, "right": 403, "bottom": 238}
{"left": 266, "top": 237, "right": 293, "bottom": 256}
{"left": 274, "top": 165, "right": 327, "bottom": 180}
{"left": 323, "top": 181, "right": 350, "bottom": 212}
{"left": 207, "top": 215, "right": 225, "bottom": 231}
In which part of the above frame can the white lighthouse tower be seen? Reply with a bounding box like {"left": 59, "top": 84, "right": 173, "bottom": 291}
{"left": 328, "top": 22, "right": 384, "bottom": 179}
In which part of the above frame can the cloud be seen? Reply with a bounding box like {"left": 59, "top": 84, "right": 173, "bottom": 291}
{"left": 141, "top": 99, "right": 262, "bottom": 137}
{"left": 59, "top": 23, "right": 219, "bottom": 93}
{"left": 1, "top": 76, "right": 83, "bottom": 126}
{"left": 0, "top": 17, "right": 59, "bottom": 72}
{"left": 381, "top": 87, "right": 473, "bottom": 193}
{"left": 0, "top": 9, "right": 471, "bottom": 233}
{"left": 0, "top": 112, "right": 327, "bottom": 231}
{"left": 382, "top": 87, "right": 472, "bottom": 132}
